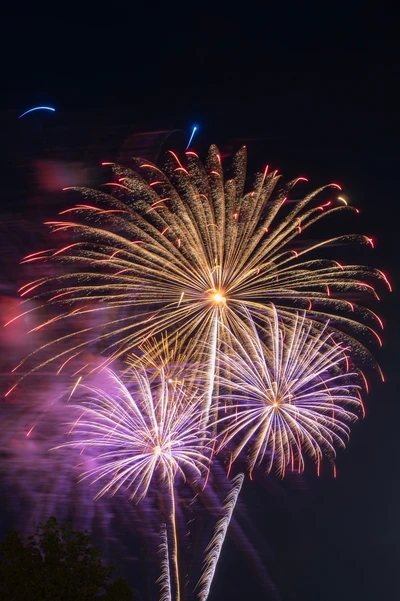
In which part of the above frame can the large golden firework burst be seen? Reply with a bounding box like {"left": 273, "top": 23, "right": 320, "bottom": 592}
{"left": 10, "top": 145, "right": 388, "bottom": 402}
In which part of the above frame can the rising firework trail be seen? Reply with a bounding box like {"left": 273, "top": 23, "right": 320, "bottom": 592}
{"left": 158, "top": 524, "right": 172, "bottom": 601}
{"left": 9, "top": 145, "right": 389, "bottom": 411}
{"left": 197, "top": 473, "right": 244, "bottom": 601}
{"left": 214, "top": 308, "right": 363, "bottom": 477}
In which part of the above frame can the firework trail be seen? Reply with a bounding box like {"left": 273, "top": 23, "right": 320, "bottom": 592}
{"left": 197, "top": 473, "right": 244, "bottom": 601}
{"left": 215, "top": 308, "right": 362, "bottom": 477}
{"left": 158, "top": 523, "right": 172, "bottom": 601}
{"left": 10, "top": 145, "right": 388, "bottom": 414}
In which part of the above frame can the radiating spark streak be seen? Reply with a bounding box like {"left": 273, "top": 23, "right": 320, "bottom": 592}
{"left": 18, "top": 106, "right": 55, "bottom": 119}
{"left": 146, "top": 198, "right": 172, "bottom": 213}
{"left": 11, "top": 360, "right": 24, "bottom": 373}
{"left": 56, "top": 352, "right": 81, "bottom": 375}
{"left": 197, "top": 474, "right": 244, "bottom": 601}
{"left": 60, "top": 205, "right": 104, "bottom": 214}
{"left": 102, "top": 182, "right": 132, "bottom": 192}
{"left": 72, "top": 363, "right": 89, "bottom": 377}
{"left": 338, "top": 196, "right": 348, "bottom": 205}
{"left": 52, "top": 243, "right": 82, "bottom": 256}
{"left": 186, "top": 126, "right": 198, "bottom": 150}
{"left": 377, "top": 270, "right": 392, "bottom": 291}
{"left": 140, "top": 164, "right": 165, "bottom": 174}
{"left": 21, "top": 249, "right": 51, "bottom": 262}
{"left": 4, "top": 304, "right": 39, "bottom": 327}
{"left": 67, "top": 376, "right": 82, "bottom": 402}
{"left": 205, "top": 312, "right": 218, "bottom": 420}
{"left": 168, "top": 151, "right": 184, "bottom": 169}
{"left": 26, "top": 425, "right": 35, "bottom": 437}
{"left": 365, "top": 309, "right": 384, "bottom": 329}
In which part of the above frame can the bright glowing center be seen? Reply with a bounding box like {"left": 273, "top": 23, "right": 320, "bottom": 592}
{"left": 273, "top": 402, "right": 279, "bottom": 408}
{"left": 154, "top": 445, "right": 162, "bottom": 456}
{"left": 212, "top": 291, "right": 225, "bottom": 304}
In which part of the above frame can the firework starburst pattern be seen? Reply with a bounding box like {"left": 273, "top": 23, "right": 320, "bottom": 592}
{"left": 4, "top": 142, "right": 389, "bottom": 601}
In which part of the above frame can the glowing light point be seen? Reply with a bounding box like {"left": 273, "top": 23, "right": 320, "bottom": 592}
{"left": 211, "top": 291, "right": 226, "bottom": 304}
{"left": 186, "top": 125, "right": 198, "bottom": 150}
{"left": 18, "top": 106, "right": 55, "bottom": 119}
{"left": 154, "top": 445, "right": 162, "bottom": 456}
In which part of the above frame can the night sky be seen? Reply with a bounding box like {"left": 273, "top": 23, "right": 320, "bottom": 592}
{"left": 1, "top": 5, "right": 399, "bottom": 600}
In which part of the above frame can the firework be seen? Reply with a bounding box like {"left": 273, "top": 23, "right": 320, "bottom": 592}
{"left": 214, "top": 308, "right": 362, "bottom": 477}
{"left": 197, "top": 473, "right": 244, "bottom": 601}
{"left": 158, "top": 524, "right": 172, "bottom": 601}
{"left": 3, "top": 142, "right": 387, "bottom": 601}
{"left": 125, "top": 332, "right": 203, "bottom": 395}
{"left": 57, "top": 368, "right": 210, "bottom": 500}
{"left": 10, "top": 145, "right": 388, "bottom": 409}
{"left": 57, "top": 367, "right": 210, "bottom": 601}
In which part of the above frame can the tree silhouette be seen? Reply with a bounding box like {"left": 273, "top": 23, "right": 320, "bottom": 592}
{"left": 0, "top": 516, "right": 133, "bottom": 601}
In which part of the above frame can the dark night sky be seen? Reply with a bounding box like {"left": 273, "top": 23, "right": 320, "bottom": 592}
{"left": 1, "top": 5, "right": 400, "bottom": 601}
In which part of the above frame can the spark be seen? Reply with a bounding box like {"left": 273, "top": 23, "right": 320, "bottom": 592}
{"left": 186, "top": 125, "right": 198, "bottom": 150}
{"left": 67, "top": 376, "right": 82, "bottom": 402}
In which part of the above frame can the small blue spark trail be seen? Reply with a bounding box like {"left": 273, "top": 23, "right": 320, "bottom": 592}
{"left": 18, "top": 106, "right": 56, "bottom": 119}
{"left": 186, "top": 125, "right": 198, "bottom": 149}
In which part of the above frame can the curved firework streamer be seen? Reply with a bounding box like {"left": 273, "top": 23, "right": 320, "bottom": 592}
{"left": 196, "top": 473, "right": 244, "bottom": 601}
{"left": 214, "top": 308, "right": 363, "bottom": 477}
{"left": 18, "top": 106, "right": 55, "bottom": 119}
{"left": 10, "top": 145, "right": 388, "bottom": 401}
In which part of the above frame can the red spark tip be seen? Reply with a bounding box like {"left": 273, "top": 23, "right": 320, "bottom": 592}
{"left": 330, "top": 183, "right": 342, "bottom": 190}
{"left": 377, "top": 270, "right": 392, "bottom": 292}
